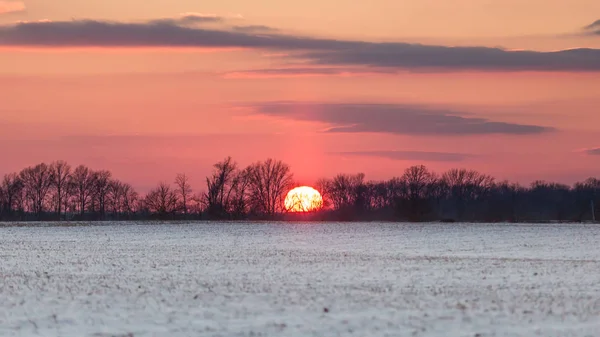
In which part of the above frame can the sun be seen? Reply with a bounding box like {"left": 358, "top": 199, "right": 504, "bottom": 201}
{"left": 285, "top": 186, "right": 323, "bottom": 213}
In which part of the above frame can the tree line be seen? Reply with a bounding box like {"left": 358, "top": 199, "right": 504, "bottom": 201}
{"left": 0, "top": 158, "right": 598, "bottom": 222}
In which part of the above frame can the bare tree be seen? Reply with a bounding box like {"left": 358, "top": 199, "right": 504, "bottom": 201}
{"left": 108, "top": 179, "right": 137, "bottom": 217}
{"left": 0, "top": 173, "right": 23, "bottom": 219}
{"left": 50, "top": 160, "right": 72, "bottom": 220}
{"left": 62, "top": 177, "right": 77, "bottom": 219}
{"left": 144, "top": 182, "right": 178, "bottom": 217}
{"left": 204, "top": 157, "right": 238, "bottom": 218}
{"left": 0, "top": 183, "right": 4, "bottom": 217}
{"left": 488, "top": 180, "right": 523, "bottom": 222}
{"left": 247, "top": 158, "right": 294, "bottom": 216}
{"left": 189, "top": 193, "right": 204, "bottom": 216}
{"left": 121, "top": 183, "right": 139, "bottom": 215}
{"left": 322, "top": 173, "right": 365, "bottom": 211}
{"left": 574, "top": 178, "right": 600, "bottom": 221}
{"left": 529, "top": 180, "right": 572, "bottom": 221}
{"left": 402, "top": 165, "right": 435, "bottom": 198}
{"left": 314, "top": 178, "right": 332, "bottom": 209}
{"left": 71, "top": 165, "right": 95, "bottom": 216}
{"left": 400, "top": 165, "right": 437, "bottom": 221}
{"left": 92, "top": 170, "right": 112, "bottom": 219}
{"left": 442, "top": 168, "right": 495, "bottom": 220}
{"left": 175, "top": 173, "right": 192, "bottom": 216}
{"left": 20, "top": 163, "right": 54, "bottom": 218}
{"left": 369, "top": 179, "right": 406, "bottom": 211}
{"left": 229, "top": 167, "right": 252, "bottom": 219}
{"left": 107, "top": 180, "right": 121, "bottom": 216}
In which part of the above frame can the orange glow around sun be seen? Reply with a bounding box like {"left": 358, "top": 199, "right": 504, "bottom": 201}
{"left": 285, "top": 186, "right": 324, "bottom": 212}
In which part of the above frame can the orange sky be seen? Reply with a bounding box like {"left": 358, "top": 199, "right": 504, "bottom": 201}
{"left": 1, "top": 0, "right": 599, "bottom": 191}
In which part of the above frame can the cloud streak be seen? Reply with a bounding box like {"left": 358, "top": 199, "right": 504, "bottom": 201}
{"left": 300, "top": 46, "right": 600, "bottom": 72}
{"left": 333, "top": 151, "right": 476, "bottom": 162}
{"left": 232, "top": 25, "right": 278, "bottom": 33}
{"left": 582, "top": 19, "right": 600, "bottom": 36}
{"left": 0, "top": 0, "right": 25, "bottom": 14}
{"left": 245, "top": 102, "right": 555, "bottom": 136}
{"left": 148, "top": 13, "right": 224, "bottom": 26}
{"left": 224, "top": 67, "right": 398, "bottom": 78}
{"left": 585, "top": 147, "right": 600, "bottom": 156}
{"left": 584, "top": 19, "right": 600, "bottom": 31}
{"left": 0, "top": 19, "right": 362, "bottom": 49}
{"left": 1, "top": 19, "right": 600, "bottom": 71}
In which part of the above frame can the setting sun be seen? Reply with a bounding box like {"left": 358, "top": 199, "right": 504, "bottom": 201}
{"left": 284, "top": 186, "right": 324, "bottom": 212}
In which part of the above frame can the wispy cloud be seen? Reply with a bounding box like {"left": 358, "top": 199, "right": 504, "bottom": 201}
{"left": 244, "top": 102, "right": 555, "bottom": 136}
{"left": 224, "top": 67, "right": 398, "bottom": 78}
{"left": 148, "top": 13, "right": 224, "bottom": 26}
{"left": 584, "top": 147, "right": 600, "bottom": 155}
{"left": 299, "top": 46, "right": 600, "bottom": 72}
{"left": 1, "top": 18, "right": 600, "bottom": 71}
{"left": 584, "top": 19, "right": 600, "bottom": 31}
{"left": 332, "top": 150, "right": 476, "bottom": 162}
{"left": 581, "top": 19, "right": 600, "bottom": 36}
{"left": 0, "top": 0, "right": 25, "bottom": 14}
{"left": 232, "top": 25, "right": 278, "bottom": 33}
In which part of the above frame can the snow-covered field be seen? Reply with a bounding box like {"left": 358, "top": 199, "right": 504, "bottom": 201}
{"left": 1, "top": 222, "right": 600, "bottom": 337}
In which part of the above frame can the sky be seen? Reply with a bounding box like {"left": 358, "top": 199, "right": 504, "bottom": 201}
{"left": 1, "top": 0, "right": 599, "bottom": 191}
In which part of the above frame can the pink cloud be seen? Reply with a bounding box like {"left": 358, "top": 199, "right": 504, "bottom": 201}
{"left": 577, "top": 147, "right": 600, "bottom": 156}
{"left": 223, "top": 67, "right": 399, "bottom": 79}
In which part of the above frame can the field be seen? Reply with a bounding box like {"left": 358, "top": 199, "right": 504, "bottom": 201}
{"left": 1, "top": 222, "right": 599, "bottom": 337}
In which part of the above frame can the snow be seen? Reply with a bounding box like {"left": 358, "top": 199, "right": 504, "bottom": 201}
{"left": 1, "top": 222, "right": 600, "bottom": 337}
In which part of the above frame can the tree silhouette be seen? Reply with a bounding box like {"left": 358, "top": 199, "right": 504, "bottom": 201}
{"left": 72, "top": 165, "right": 95, "bottom": 217}
{"left": 175, "top": 173, "right": 192, "bottom": 216}
{"left": 442, "top": 169, "right": 495, "bottom": 220}
{"left": 399, "top": 165, "right": 436, "bottom": 221}
{"left": 247, "top": 158, "right": 293, "bottom": 217}
{"left": 0, "top": 173, "right": 23, "bottom": 220}
{"left": 50, "top": 160, "right": 71, "bottom": 220}
{"left": 144, "top": 182, "right": 178, "bottom": 218}
{"left": 92, "top": 170, "right": 112, "bottom": 219}
{"left": 107, "top": 180, "right": 138, "bottom": 219}
{"left": 204, "top": 157, "right": 238, "bottom": 218}
{"left": 573, "top": 178, "right": 599, "bottom": 221}
{"left": 229, "top": 167, "right": 252, "bottom": 219}
{"left": 1, "top": 158, "right": 599, "bottom": 223}
{"left": 20, "top": 163, "right": 54, "bottom": 219}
